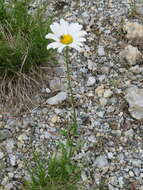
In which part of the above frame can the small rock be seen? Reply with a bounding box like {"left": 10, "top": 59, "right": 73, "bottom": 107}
{"left": 18, "top": 133, "right": 28, "bottom": 143}
{"left": 87, "top": 76, "right": 96, "bottom": 86}
{"left": 108, "top": 184, "right": 119, "bottom": 190}
{"left": 125, "top": 86, "right": 143, "bottom": 120}
{"left": 95, "top": 85, "right": 104, "bottom": 97}
{"left": 107, "top": 152, "right": 114, "bottom": 159}
{"left": 88, "top": 135, "right": 96, "bottom": 143}
{"left": 129, "top": 170, "right": 134, "bottom": 177}
{"left": 5, "top": 183, "right": 13, "bottom": 190}
{"left": 9, "top": 154, "right": 16, "bottom": 166}
{"left": 120, "top": 45, "right": 142, "bottom": 66}
{"left": 136, "top": 5, "right": 143, "bottom": 16}
{"left": 124, "top": 21, "right": 143, "bottom": 39}
{"left": 94, "top": 155, "right": 108, "bottom": 168}
{"left": 104, "top": 89, "right": 113, "bottom": 98}
{"left": 46, "top": 92, "right": 67, "bottom": 105}
{"left": 118, "top": 177, "right": 124, "bottom": 188}
{"left": 45, "top": 88, "right": 51, "bottom": 93}
{"left": 50, "top": 115, "right": 59, "bottom": 123}
{"left": 99, "top": 97, "right": 107, "bottom": 106}
{"left": 109, "top": 176, "right": 118, "bottom": 186}
{"left": 0, "top": 129, "right": 12, "bottom": 141}
{"left": 5, "top": 139, "right": 15, "bottom": 153}
{"left": 124, "top": 129, "right": 134, "bottom": 139}
{"left": 49, "top": 77, "right": 63, "bottom": 91}
{"left": 81, "top": 171, "right": 88, "bottom": 181}
{"left": 42, "top": 108, "right": 49, "bottom": 114}
{"left": 0, "top": 152, "right": 4, "bottom": 159}
{"left": 98, "top": 45, "right": 105, "bottom": 56}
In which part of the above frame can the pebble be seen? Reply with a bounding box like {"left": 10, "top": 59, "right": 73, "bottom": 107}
{"left": 103, "top": 89, "right": 113, "bottom": 98}
{"left": 129, "top": 170, "right": 134, "bottom": 177}
{"left": 0, "top": 152, "right": 4, "bottom": 159}
{"left": 87, "top": 76, "right": 96, "bottom": 86}
{"left": 125, "top": 86, "right": 143, "bottom": 120}
{"left": 49, "top": 77, "right": 63, "bottom": 92}
{"left": 120, "top": 45, "right": 142, "bottom": 66}
{"left": 0, "top": 129, "right": 12, "bottom": 141}
{"left": 94, "top": 155, "right": 109, "bottom": 168}
{"left": 97, "top": 45, "right": 105, "bottom": 56}
{"left": 46, "top": 92, "right": 67, "bottom": 105}
{"left": 9, "top": 154, "right": 16, "bottom": 166}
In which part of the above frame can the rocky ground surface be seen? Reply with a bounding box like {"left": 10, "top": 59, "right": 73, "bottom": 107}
{"left": 0, "top": 0, "right": 143, "bottom": 189}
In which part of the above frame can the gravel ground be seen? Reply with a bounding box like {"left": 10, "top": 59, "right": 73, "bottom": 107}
{"left": 0, "top": 0, "right": 143, "bottom": 189}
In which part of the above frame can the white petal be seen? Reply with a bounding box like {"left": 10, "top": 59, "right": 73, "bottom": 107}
{"left": 57, "top": 46, "right": 65, "bottom": 53}
{"left": 60, "top": 19, "right": 69, "bottom": 34}
{"left": 45, "top": 33, "right": 58, "bottom": 41}
{"left": 68, "top": 43, "right": 81, "bottom": 51}
{"left": 50, "top": 22, "right": 63, "bottom": 37}
{"left": 47, "top": 42, "right": 61, "bottom": 50}
{"left": 69, "top": 23, "right": 82, "bottom": 33}
{"left": 73, "top": 42, "right": 84, "bottom": 47}
{"left": 76, "top": 37, "right": 86, "bottom": 42}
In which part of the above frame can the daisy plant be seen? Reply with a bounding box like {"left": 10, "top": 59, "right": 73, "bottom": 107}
{"left": 45, "top": 19, "right": 86, "bottom": 138}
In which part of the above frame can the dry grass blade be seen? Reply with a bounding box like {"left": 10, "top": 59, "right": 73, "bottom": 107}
{"left": 0, "top": 66, "right": 50, "bottom": 115}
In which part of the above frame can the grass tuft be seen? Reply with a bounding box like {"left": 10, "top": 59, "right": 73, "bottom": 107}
{"left": 0, "top": 0, "right": 54, "bottom": 75}
{"left": 24, "top": 148, "right": 81, "bottom": 190}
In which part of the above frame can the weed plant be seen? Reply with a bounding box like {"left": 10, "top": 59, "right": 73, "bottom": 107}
{"left": 0, "top": 0, "right": 54, "bottom": 75}
{"left": 24, "top": 146, "right": 81, "bottom": 190}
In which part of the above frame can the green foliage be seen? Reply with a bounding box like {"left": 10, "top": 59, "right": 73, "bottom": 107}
{"left": 24, "top": 149, "right": 80, "bottom": 190}
{"left": 0, "top": 0, "right": 54, "bottom": 75}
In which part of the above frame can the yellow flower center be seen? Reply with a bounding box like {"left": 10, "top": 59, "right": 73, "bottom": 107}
{"left": 60, "top": 34, "right": 73, "bottom": 44}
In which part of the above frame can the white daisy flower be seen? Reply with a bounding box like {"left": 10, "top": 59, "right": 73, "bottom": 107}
{"left": 45, "top": 19, "right": 87, "bottom": 53}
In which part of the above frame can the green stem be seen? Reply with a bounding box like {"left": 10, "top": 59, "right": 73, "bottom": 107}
{"left": 65, "top": 47, "right": 78, "bottom": 135}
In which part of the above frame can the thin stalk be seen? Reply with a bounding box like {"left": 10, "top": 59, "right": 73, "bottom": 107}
{"left": 65, "top": 47, "right": 78, "bottom": 135}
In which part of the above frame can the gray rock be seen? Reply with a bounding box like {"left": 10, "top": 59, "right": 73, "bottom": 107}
{"left": 46, "top": 92, "right": 67, "bottom": 105}
{"left": 9, "top": 154, "right": 16, "bottom": 166}
{"left": 0, "top": 152, "right": 4, "bottom": 159}
{"left": 108, "top": 184, "right": 119, "bottom": 190}
{"left": 120, "top": 45, "right": 142, "bottom": 66}
{"left": 125, "top": 86, "right": 143, "bottom": 120}
{"left": 98, "top": 45, "right": 105, "bottom": 56}
{"left": 136, "top": 5, "right": 143, "bottom": 16}
{"left": 49, "top": 77, "right": 63, "bottom": 92}
{"left": 87, "top": 76, "right": 96, "bottom": 86}
{"left": 94, "top": 155, "right": 108, "bottom": 168}
{"left": 0, "top": 129, "right": 12, "bottom": 141}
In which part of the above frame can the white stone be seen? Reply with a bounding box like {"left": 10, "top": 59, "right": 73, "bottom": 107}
{"left": 98, "top": 45, "right": 105, "bottom": 56}
{"left": 88, "top": 135, "right": 96, "bottom": 143}
{"left": 120, "top": 45, "right": 142, "bottom": 66}
{"left": 5, "top": 139, "right": 15, "bottom": 153}
{"left": 0, "top": 152, "right": 4, "bottom": 159}
{"left": 9, "top": 154, "right": 16, "bottom": 166}
{"left": 104, "top": 89, "right": 113, "bottom": 98}
{"left": 124, "top": 21, "right": 143, "bottom": 40}
{"left": 50, "top": 115, "right": 59, "bottom": 123}
{"left": 124, "top": 129, "right": 134, "bottom": 139}
{"left": 45, "top": 88, "right": 51, "bottom": 93}
{"left": 87, "top": 76, "right": 96, "bottom": 86}
{"left": 46, "top": 92, "right": 67, "bottom": 105}
{"left": 49, "top": 77, "right": 63, "bottom": 91}
{"left": 129, "top": 170, "right": 134, "bottom": 177}
{"left": 108, "top": 184, "right": 119, "bottom": 190}
{"left": 107, "top": 152, "right": 114, "bottom": 159}
{"left": 18, "top": 133, "right": 28, "bottom": 143}
{"left": 99, "top": 97, "right": 107, "bottom": 106}
{"left": 125, "top": 86, "right": 143, "bottom": 120}
{"left": 5, "top": 183, "right": 13, "bottom": 190}
{"left": 95, "top": 85, "right": 104, "bottom": 97}
{"left": 94, "top": 155, "right": 108, "bottom": 168}
{"left": 118, "top": 177, "right": 124, "bottom": 188}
